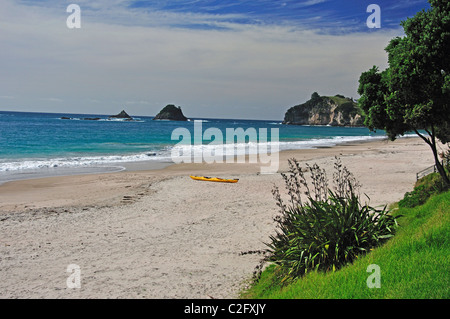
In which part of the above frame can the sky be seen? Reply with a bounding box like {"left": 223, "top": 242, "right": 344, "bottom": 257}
{"left": 0, "top": 0, "right": 431, "bottom": 120}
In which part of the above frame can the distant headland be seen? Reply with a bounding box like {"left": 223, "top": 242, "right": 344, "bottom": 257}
{"left": 283, "top": 93, "right": 364, "bottom": 127}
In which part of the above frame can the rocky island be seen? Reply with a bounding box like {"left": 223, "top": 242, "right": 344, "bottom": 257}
{"left": 153, "top": 104, "right": 188, "bottom": 121}
{"left": 108, "top": 110, "right": 134, "bottom": 121}
{"left": 283, "top": 93, "right": 364, "bottom": 127}
{"left": 60, "top": 109, "right": 135, "bottom": 121}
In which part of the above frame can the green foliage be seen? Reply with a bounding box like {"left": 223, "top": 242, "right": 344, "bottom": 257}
{"left": 399, "top": 185, "right": 436, "bottom": 209}
{"left": 268, "top": 158, "right": 399, "bottom": 282}
{"left": 442, "top": 145, "right": 450, "bottom": 168}
{"left": 328, "top": 95, "right": 352, "bottom": 106}
{"left": 357, "top": 0, "right": 450, "bottom": 185}
{"left": 399, "top": 171, "right": 449, "bottom": 208}
{"left": 242, "top": 191, "right": 450, "bottom": 299}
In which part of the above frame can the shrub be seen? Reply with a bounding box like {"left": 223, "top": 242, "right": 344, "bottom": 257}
{"left": 268, "top": 158, "right": 400, "bottom": 282}
{"left": 442, "top": 145, "right": 450, "bottom": 168}
{"left": 399, "top": 166, "right": 449, "bottom": 209}
{"left": 398, "top": 185, "right": 433, "bottom": 208}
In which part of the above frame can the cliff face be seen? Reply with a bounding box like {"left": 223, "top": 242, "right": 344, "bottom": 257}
{"left": 283, "top": 94, "right": 364, "bottom": 127}
{"left": 153, "top": 105, "right": 188, "bottom": 121}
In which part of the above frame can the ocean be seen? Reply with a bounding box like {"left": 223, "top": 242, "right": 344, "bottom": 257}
{"left": 0, "top": 110, "right": 390, "bottom": 183}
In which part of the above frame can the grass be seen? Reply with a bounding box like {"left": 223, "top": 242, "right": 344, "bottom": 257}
{"left": 327, "top": 95, "right": 352, "bottom": 106}
{"left": 241, "top": 190, "right": 450, "bottom": 299}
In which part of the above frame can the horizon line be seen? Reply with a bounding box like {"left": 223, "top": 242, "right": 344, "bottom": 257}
{"left": 0, "top": 109, "right": 284, "bottom": 122}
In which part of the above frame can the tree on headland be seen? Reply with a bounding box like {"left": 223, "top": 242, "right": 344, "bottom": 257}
{"left": 358, "top": 0, "right": 450, "bottom": 187}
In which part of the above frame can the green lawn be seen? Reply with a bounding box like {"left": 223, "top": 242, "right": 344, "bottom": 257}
{"left": 242, "top": 191, "right": 450, "bottom": 299}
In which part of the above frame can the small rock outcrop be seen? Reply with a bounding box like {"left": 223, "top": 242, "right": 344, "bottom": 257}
{"left": 283, "top": 93, "right": 364, "bottom": 127}
{"left": 60, "top": 110, "right": 135, "bottom": 121}
{"left": 109, "top": 110, "right": 133, "bottom": 120}
{"left": 153, "top": 105, "right": 188, "bottom": 121}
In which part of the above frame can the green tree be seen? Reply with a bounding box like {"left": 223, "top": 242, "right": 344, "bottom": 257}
{"left": 358, "top": 0, "right": 450, "bottom": 186}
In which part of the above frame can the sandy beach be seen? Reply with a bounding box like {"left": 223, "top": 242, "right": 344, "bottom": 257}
{"left": 0, "top": 137, "right": 441, "bottom": 299}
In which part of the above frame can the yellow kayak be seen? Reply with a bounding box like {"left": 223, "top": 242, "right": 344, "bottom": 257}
{"left": 190, "top": 176, "right": 239, "bottom": 183}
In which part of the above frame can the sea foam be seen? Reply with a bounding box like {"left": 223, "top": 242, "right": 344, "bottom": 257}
{"left": 0, "top": 134, "right": 416, "bottom": 172}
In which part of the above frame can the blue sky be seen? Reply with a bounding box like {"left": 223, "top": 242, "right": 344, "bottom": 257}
{"left": 0, "top": 0, "right": 431, "bottom": 120}
{"left": 126, "top": 0, "right": 429, "bottom": 31}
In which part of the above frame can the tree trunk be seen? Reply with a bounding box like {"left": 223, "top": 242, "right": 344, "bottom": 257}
{"left": 414, "top": 128, "right": 450, "bottom": 187}
{"left": 430, "top": 140, "right": 450, "bottom": 187}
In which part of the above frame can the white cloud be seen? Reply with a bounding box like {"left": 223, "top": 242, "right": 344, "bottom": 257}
{"left": 0, "top": 0, "right": 401, "bottom": 120}
{"left": 298, "top": 0, "right": 329, "bottom": 7}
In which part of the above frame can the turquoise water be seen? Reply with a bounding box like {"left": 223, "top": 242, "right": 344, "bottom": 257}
{"left": 0, "top": 110, "right": 388, "bottom": 174}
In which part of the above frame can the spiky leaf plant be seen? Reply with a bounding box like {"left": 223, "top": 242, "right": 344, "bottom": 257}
{"left": 268, "top": 158, "right": 400, "bottom": 282}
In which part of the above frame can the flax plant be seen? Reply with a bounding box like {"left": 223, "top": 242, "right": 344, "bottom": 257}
{"left": 268, "top": 158, "right": 400, "bottom": 282}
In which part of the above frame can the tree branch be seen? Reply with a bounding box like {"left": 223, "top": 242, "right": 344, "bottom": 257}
{"left": 414, "top": 128, "right": 432, "bottom": 146}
